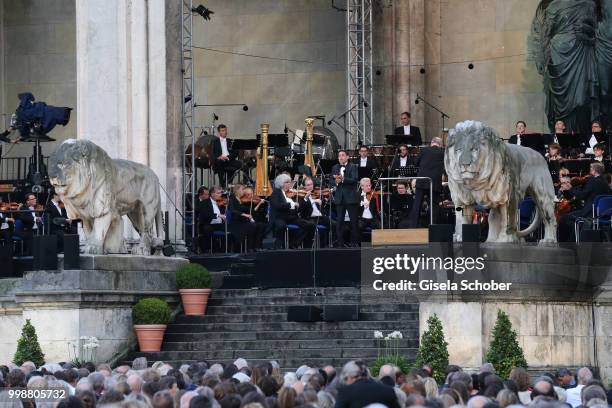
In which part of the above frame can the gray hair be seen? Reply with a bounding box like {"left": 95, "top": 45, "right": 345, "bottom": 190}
{"left": 577, "top": 367, "right": 593, "bottom": 384}
{"left": 339, "top": 361, "right": 369, "bottom": 384}
{"left": 431, "top": 137, "right": 443, "bottom": 146}
{"left": 317, "top": 391, "right": 336, "bottom": 408}
{"left": 283, "top": 372, "right": 298, "bottom": 387}
{"left": 274, "top": 173, "right": 291, "bottom": 189}
{"left": 88, "top": 372, "right": 106, "bottom": 392}
{"left": 451, "top": 371, "right": 473, "bottom": 389}
{"left": 582, "top": 385, "right": 607, "bottom": 406}
{"left": 480, "top": 363, "right": 495, "bottom": 374}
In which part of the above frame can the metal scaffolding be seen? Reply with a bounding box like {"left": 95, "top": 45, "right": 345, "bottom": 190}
{"left": 346, "top": 0, "right": 373, "bottom": 147}
{"left": 181, "top": 0, "right": 196, "bottom": 242}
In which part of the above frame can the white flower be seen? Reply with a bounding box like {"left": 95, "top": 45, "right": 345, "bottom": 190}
{"left": 374, "top": 331, "right": 383, "bottom": 339}
{"left": 384, "top": 336, "right": 389, "bottom": 340}
{"left": 397, "top": 332, "right": 403, "bottom": 339}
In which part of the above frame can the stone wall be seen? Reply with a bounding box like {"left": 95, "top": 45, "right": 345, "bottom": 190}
{"left": 422, "top": 0, "right": 546, "bottom": 140}
{"left": 1, "top": 0, "right": 76, "bottom": 158}
{"left": 193, "top": 0, "right": 347, "bottom": 137}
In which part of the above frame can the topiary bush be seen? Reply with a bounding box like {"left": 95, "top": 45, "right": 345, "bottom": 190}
{"left": 413, "top": 314, "right": 449, "bottom": 384}
{"left": 176, "top": 263, "right": 212, "bottom": 289}
{"left": 13, "top": 319, "right": 45, "bottom": 367}
{"left": 485, "top": 309, "right": 527, "bottom": 379}
{"left": 132, "top": 298, "right": 171, "bottom": 325}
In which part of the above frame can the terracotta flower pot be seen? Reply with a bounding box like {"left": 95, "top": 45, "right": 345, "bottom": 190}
{"left": 134, "top": 324, "right": 167, "bottom": 352}
{"left": 180, "top": 288, "right": 212, "bottom": 315}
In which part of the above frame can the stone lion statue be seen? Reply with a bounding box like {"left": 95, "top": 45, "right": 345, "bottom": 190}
{"left": 445, "top": 121, "right": 557, "bottom": 244}
{"left": 48, "top": 139, "right": 164, "bottom": 255}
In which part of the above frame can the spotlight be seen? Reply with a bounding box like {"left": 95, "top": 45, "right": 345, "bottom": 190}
{"left": 420, "top": 68, "right": 426, "bottom": 74}
{"left": 468, "top": 63, "right": 474, "bottom": 70}
{"left": 415, "top": 99, "right": 419, "bottom": 104}
{"left": 375, "top": 70, "right": 382, "bottom": 76}
{"left": 243, "top": 105, "right": 249, "bottom": 111}
{"left": 192, "top": 5, "right": 214, "bottom": 20}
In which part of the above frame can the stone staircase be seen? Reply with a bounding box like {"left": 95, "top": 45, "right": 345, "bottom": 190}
{"left": 127, "top": 287, "right": 419, "bottom": 369}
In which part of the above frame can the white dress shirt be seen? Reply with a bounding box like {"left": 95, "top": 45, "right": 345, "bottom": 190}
{"left": 308, "top": 196, "right": 322, "bottom": 217}
{"left": 210, "top": 200, "right": 222, "bottom": 224}
{"left": 585, "top": 134, "right": 598, "bottom": 154}
{"left": 403, "top": 125, "right": 411, "bottom": 135}
{"left": 360, "top": 157, "right": 368, "bottom": 167}
{"left": 282, "top": 191, "right": 297, "bottom": 209}
{"left": 361, "top": 193, "right": 373, "bottom": 219}
{"left": 30, "top": 208, "right": 38, "bottom": 229}
{"left": 0, "top": 212, "right": 8, "bottom": 230}
{"left": 400, "top": 156, "right": 408, "bottom": 167}
{"left": 220, "top": 137, "right": 230, "bottom": 156}
{"left": 515, "top": 134, "right": 522, "bottom": 146}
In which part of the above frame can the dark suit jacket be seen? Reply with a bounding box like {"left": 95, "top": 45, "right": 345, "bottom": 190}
{"left": 44, "top": 201, "right": 68, "bottom": 233}
{"left": 569, "top": 175, "right": 612, "bottom": 217}
{"left": 298, "top": 195, "right": 323, "bottom": 219}
{"left": 394, "top": 125, "right": 422, "bottom": 146}
{"left": 212, "top": 137, "right": 238, "bottom": 161}
{"left": 359, "top": 193, "right": 380, "bottom": 220}
{"left": 197, "top": 198, "right": 224, "bottom": 227}
{"left": 269, "top": 188, "right": 297, "bottom": 224}
{"left": 415, "top": 146, "right": 445, "bottom": 192}
{"left": 16, "top": 208, "right": 42, "bottom": 233}
{"left": 331, "top": 163, "right": 360, "bottom": 205}
{"left": 389, "top": 154, "right": 412, "bottom": 175}
{"left": 334, "top": 379, "right": 400, "bottom": 408}
{"left": 508, "top": 134, "right": 520, "bottom": 144}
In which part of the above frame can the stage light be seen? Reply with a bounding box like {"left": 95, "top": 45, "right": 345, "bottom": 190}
{"left": 192, "top": 5, "right": 214, "bottom": 21}
{"left": 243, "top": 105, "right": 249, "bottom": 111}
{"left": 468, "top": 63, "right": 474, "bottom": 70}
{"left": 415, "top": 99, "right": 419, "bottom": 104}
{"left": 420, "top": 68, "right": 426, "bottom": 74}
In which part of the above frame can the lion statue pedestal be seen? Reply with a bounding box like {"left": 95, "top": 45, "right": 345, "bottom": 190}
{"left": 445, "top": 121, "right": 557, "bottom": 244}
{"left": 48, "top": 139, "right": 164, "bottom": 255}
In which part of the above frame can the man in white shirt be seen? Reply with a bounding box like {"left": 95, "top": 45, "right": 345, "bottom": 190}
{"left": 585, "top": 121, "right": 604, "bottom": 155}
{"left": 212, "top": 124, "right": 241, "bottom": 188}
{"left": 565, "top": 367, "right": 593, "bottom": 408}
{"left": 269, "top": 173, "right": 315, "bottom": 248}
{"left": 394, "top": 112, "right": 422, "bottom": 146}
{"left": 198, "top": 186, "right": 227, "bottom": 252}
{"left": 358, "top": 178, "right": 380, "bottom": 235}
{"left": 509, "top": 120, "right": 527, "bottom": 145}
{"left": 355, "top": 145, "right": 376, "bottom": 179}
{"left": 390, "top": 144, "right": 410, "bottom": 175}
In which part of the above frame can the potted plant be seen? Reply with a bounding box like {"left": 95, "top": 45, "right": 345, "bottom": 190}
{"left": 176, "top": 263, "right": 212, "bottom": 316}
{"left": 132, "top": 298, "right": 171, "bottom": 352}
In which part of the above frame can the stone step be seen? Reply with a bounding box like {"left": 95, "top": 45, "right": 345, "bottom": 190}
{"left": 164, "top": 320, "right": 418, "bottom": 333}
{"left": 131, "top": 347, "right": 417, "bottom": 361}
{"left": 164, "top": 328, "right": 419, "bottom": 342}
{"left": 178, "top": 303, "right": 419, "bottom": 316}
{"left": 209, "top": 287, "right": 361, "bottom": 298}
{"left": 207, "top": 294, "right": 417, "bottom": 306}
{"left": 161, "top": 338, "right": 418, "bottom": 352}
{"left": 172, "top": 311, "right": 417, "bottom": 324}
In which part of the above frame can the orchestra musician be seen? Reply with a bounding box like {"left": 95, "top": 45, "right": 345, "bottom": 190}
{"left": 354, "top": 145, "right": 377, "bottom": 180}
{"left": 592, "top": 144, "right": 605, "bottom": 163}
{"left": 408, "top": 137, "right": 445, "bottom": 228}
{"left": 509, "top": 121, "right": 527, "bottom": 145}
{"left": 228, "top": 184, "right": 262, "bottom": 252}
{"left": 389, "top": 144, "right": 410, "bottom": 175}
{"left": 269, "top": 173, "right": 315, "bottom": 248}
{"left": 584, "top": 120, "right": 605, "bottom": 155}
{"left": 44, "top": 191, "right": 73, "bottom": 252}
{"left": 390, "top": 181, "right": 413, "bottom": 228}
{"left": 198, "top": 186, "right": 227, "bottom": 252}
{"left": 557, "top": 162, "right": 612, "bottom": 241}
{"left": 241, "top": 186, "right": 268, "bottom": 248}
{"left": 547, "top": 143, "right": 562, "bottom": 161}
{"left": 15, "top": 193, "right": 43, "bottom": 253}
{"left": 0, "top": 197, "right": 16, "bottom": 241}
{"left": 298, "top": 176, "right": 334, "bottom": 247}
{"left": 212, "top": 124, "right": 241, "bottom": 188}
{"left": 547, "top": 119, "right": 567, "bottom": 145}
{"left": 394, "top": 112, "right": 422, "bottom": 146}
{"left": 358, "top": 178, "right": 380, "bottom": 235}
{"left": 331, "top": 150, "right": 360, "bottom": 247}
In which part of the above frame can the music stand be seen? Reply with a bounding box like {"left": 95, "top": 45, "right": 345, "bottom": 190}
{"left": 257, "top": 133, "right": 288, "bottom": 147}
{"left": 395, "top": 166, "right": 418, "bottom": 178}
{"left": 520, "top": 133, "right": 546, "bottom": 154}
{"left": 556, "top": 133, "right": 583, "bottom": 149}
{"left": 563, "top": 159, "right": 591, "bottom": 175}
{"left": 385, "top": 134, "right": 420, "bottom": 146}
{"left": 231, "top": 139, "right": 259, "bottom": 150}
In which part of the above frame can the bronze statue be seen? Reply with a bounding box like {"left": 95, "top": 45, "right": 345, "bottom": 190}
{"left": 530, "top": 0, "right": 610, "bottom": 134}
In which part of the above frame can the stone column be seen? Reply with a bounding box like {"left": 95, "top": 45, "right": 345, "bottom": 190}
{"left": 76, "top": 0, "right": 182, "bottom": 240}
{"left": 393, "top": 0, "right": 425, "bottom": 138}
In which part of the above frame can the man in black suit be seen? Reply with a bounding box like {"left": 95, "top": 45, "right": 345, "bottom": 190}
{"left": 15, "top": 192, "right": 43, "bottom": 253}
{"left": 353, "top": 145, "right": 377, "bottom": 180}
{"left": 358, "top": 178, "right": 380, "bottom": 233}
{"left": 212, "top": 124, "right": 241, "bottom": 188}
{"left": 394, "top": 111, "right": 422, "bottom": 146}
{"left": 269, "top": 173, "right": 315, "bottom": 248}
{"left": 298, "top": 176, "right": 334, "bottom": 247}
{"left": 334, "top": 361, "right": 400, "bottom": 408}
{"left": 558, "top": 162, "right": 612, "bottom": 241}
{"left": 508, "top": 120, "right": 527, "bottom": 145}
{"left": 44, "top": 191, "right": 73, "bottom": 251}
{"left": 389, "top": 144, "right": 411, "bottom": 176}
{"left": 197, "top": 186, "right": 227, "bottom": 252}
{"left": 408, "top": 137, "right": 445, "bottom": 228}
{"left": 331, "top": 150, "right": 360, "bottom": 247}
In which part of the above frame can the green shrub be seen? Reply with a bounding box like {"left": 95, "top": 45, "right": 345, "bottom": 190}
{"left": 13, "top": 319, "right": 45, "bottom": 367}
{"left": 176, "top": 263, "right": 212, "bottom": 289}
{"left": 371, "top": 355, "right": 411, "bottom": 377}
{"left": 132, "top": 298, "right": 171, "bottom": 325}
{"left": 413, "top": 314, "right": 449, "bottom": 384}
{"left": 485, "top": 309, "right": 527, "bottom": 379}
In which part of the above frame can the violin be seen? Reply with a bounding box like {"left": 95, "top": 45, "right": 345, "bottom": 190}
{"left": 240, "top": 192, "right": 266, "bottom": 205}
{"left": 0, "top": 202, "right": 22, "bottom": 211}
{"left": 570, "top": 175, "right": 590, "bottom": 186}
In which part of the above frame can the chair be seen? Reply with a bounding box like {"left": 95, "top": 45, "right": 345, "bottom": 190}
{"left": 593, "top": 197, "right": 612, "bottom": 230}
{"left": 518, "top": 197, "right": 536, "bottom": 230}
{"left": 315, "top": 224, "right": 329, "bottom": 248}
{"left": 12, "top": 219, "right": 24, "bottom": 255}
{"left": 210, "top": 209, "right": 230, "bottom": 253}
{"left": 285, "top": 223, "right": 302, "bottom": 249}
{"left": 575, "top": 194, "right": 612, "bottom": 242}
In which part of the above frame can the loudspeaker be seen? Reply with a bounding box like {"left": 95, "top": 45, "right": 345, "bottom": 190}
{"left": 429, "top": 224, "right": 454, "bottom": 242}
{"left": 581, "top": 230, "right": 603, "bottom": 242}
{"left": 32, "top": 235, "right": 58, "bottom": 270}
{"left": 287, "top": 305, "right": 322, "bottom": 322}
{"left": 323, "top": 305, "right": 359, "bottom": 321}
{"left": 462, "top": 224, "right": 480, "bottom": 242}
{"left": 63, "top": 234, "right": 80, "bottom": 270}
{"left": 0, "top": 244, "right": 14, "bottom": 277}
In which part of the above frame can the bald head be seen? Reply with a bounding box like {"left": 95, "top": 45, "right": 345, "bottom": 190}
{"left": 467, "top": 395, "right": 489, "bottom": 408}
{"left": 577, "top": 367, "right": 593, "bottom": 385}
{"left": 127, "top": 374, "right": 143, "bottom": 394}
